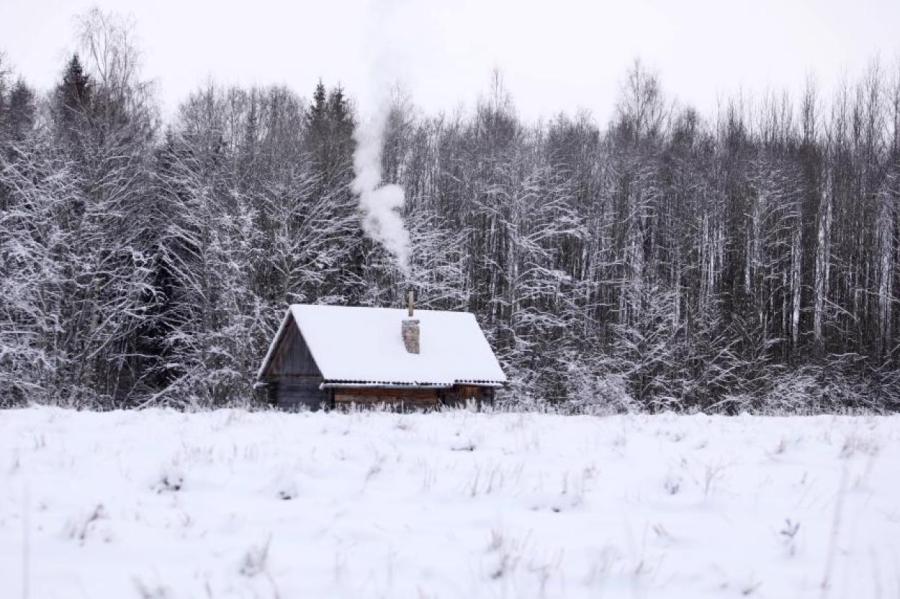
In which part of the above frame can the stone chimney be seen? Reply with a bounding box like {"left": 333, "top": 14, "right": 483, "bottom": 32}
{"left": 402, "top": 290, "right": 419, "bottom": 354}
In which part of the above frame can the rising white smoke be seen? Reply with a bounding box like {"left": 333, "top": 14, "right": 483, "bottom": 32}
{"left": 351, "top": 105, "right": 411, "bottom": 276}
{"left": 351, "top": 0, "right": 414, "bottom": 277}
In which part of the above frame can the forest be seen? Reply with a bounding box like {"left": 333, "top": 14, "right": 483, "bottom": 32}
{"left": 2, "top": 11, "right": 900, "bottom": 412}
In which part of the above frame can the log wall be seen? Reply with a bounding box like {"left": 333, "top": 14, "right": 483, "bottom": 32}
{"left": 332, "top": 385, "right": 495, "bottom": 410}
{"left": 333, "top": 387, "right": 440, "bottom": 410}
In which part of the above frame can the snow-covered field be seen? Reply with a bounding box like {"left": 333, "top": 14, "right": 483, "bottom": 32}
{"left": 1, "top": 408, "right": 899, "bottom": 598}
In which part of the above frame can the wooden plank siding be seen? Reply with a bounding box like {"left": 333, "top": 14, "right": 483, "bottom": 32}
{"left": 263, "top": 315, "right": 321, "bottom": 379}
{"left": 267, "top": 377, "right": 330, "bottom": 411}
{"left": 262, "top": 314, "right": 329, "bottom": 409}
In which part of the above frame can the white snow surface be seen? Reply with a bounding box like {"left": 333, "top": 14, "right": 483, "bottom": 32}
{"left": 260, "top": 304, "right": 506, "bottom": 386}
{"left": 2, "top": 408, "right": 899, "bottom": 598}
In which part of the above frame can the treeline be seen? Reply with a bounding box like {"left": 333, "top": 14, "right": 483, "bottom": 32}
{"left": 2, "top": 11, "right": 900, "bottom": 412}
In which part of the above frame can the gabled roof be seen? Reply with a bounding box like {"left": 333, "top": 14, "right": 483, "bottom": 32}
{"left": 257, "top": 304, "right": 507, "bottom": 387}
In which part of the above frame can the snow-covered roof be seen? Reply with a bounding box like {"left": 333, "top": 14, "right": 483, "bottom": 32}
{"left": 257, "top": 304, "right": 507, "bottom": 387}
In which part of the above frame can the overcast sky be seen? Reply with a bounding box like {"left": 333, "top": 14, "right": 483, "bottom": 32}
{"left": 2, "top": 0, "right": 899, "bottom": 124}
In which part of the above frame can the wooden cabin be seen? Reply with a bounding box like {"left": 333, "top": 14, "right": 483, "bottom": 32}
{"left": 255, "top": 302, "right": 506, "bottom": 410}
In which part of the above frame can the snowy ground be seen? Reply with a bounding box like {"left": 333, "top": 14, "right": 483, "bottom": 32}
{"left": 1, "top": 408, "right": 899, "bottom": 598}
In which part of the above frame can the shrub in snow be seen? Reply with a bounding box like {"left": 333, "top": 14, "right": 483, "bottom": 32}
{"left": 765, "top": 372, "right": 826, "bottom": 413}
{"left": 779, "top": 519, "right": 800, "bottom": 557}
{"left": 64, "top": 503, "right": 109, "bottom": 544}
{"left": 364, "top": 454, "right": 385, "bottom": 483}
{"left": 709, "top": 393, "right": 755, "bottom": 414}
{"left": 277, "top": 482, "right": 298, "bottom": 501}
{"left": 568, "top": 374, "right": 637, "bottom": 415}
{"left": 702, "top": 463, "right": 728, "bottom": 497}
{"left": 484, "top": 529, "right": 527, "bottom": 581}
{"left": 239, "top": 537, "right": 271, "bottom": 577}
{"left": 268, "top": 469, "right": 300, "bottom": 500}
{"left": 134, "top": 580, "right": 173, "bottom": 599}
{"left": 663, "top": 474, "right": 682, "bottom": 495}
{"left": 759, "top": 363, "right": 878, "bottom": 414}
{"left": 154, "top": 464, "right": 184, "bottom": 493}
{"left": 771, "top": 437, "right": 789, "bottom": 455}
{"left": 839, "top": 433, "right": 879, "bottom": 459}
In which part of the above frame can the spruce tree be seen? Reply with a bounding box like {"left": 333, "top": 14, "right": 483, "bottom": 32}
{"left": 4, "top": 80, "right": 35, "bottom": 141}
{"left": 53, "top": 55, "right": 92, "bottom": 153}
{"left": 55, "top": 55, "right": 91, "bottom": 114}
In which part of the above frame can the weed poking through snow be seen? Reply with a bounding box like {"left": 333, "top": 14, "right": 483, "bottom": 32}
{"left": 779, "top": 518, "right": 801, "bottom": 556}
{"left": 64, "top": 503, "right": 108, "bottom": 544}
{"left": 663, "top": 474, "right": 681, "bottom": 496}
{"left": 240, "top": 536, "right": 272, "bottom": 577}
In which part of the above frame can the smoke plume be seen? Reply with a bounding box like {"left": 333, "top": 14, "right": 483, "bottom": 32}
{"left": 351, "top": 101, "right": 411, "bottom": 276}
{"left": 351, "top": 0, "right": 413, "bottom": 277}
